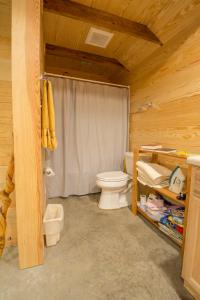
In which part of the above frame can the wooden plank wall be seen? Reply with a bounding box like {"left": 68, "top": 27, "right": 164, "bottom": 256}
{"left": 129, "top": 19, "right": 200, "bottom": 153}
{"left": 0, "top": 0, "right": 12, "bottom": 188}
{"left": 12, "top": 0, "right": 44, "bottom": 268}
{"left": 0, "top": 0, "right": 17, "bottom": 247}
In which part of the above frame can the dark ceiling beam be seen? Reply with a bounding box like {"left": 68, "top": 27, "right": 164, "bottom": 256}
{"left": 46, "top": 43, "right": 128, "bottom": 71}
{"left": 44, "top": 0, "right": 162, "bottom": 45}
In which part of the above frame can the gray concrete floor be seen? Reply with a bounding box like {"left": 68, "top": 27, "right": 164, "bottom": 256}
{"left": 0, "top": 194, "right": 194, "bottom": 300}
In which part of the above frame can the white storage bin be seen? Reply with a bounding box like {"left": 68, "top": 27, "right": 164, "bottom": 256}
{"left": 43, "top": 204, "right": 64, "bottom": 247}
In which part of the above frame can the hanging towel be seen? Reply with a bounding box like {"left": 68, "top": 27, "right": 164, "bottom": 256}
{"left": 42, "top": 80, "right": 57, "bottom": 150}
{"left": 0, "top": 156, "right": 14, "bottom": 256}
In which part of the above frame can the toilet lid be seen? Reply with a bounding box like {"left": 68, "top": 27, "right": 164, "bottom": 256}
{"left": 96, "top": 171, "right": 129, "bottom": 182}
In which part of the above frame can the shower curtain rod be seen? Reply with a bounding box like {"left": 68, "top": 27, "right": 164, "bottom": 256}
{"left": 43, "top": 72, "right": 130, "bottom": 89}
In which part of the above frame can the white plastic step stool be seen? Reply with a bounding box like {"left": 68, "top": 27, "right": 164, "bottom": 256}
{"left": 43, "top": 204, "right": 64, "bottom": 247}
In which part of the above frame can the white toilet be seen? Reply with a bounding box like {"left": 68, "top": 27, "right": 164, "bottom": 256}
{"left": 96, "top": 152, "right": 133, "bottom": 209}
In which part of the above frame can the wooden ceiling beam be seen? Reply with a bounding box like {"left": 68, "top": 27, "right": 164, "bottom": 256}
{"left": 44, "top": 0, "right": 162, "bottom": 45}
{"left": 46, "top": 43, "right": 128, "bottom": 70}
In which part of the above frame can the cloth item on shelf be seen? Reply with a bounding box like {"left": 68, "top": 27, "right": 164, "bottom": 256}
{"left": 175, "top": 225, "right": 184, "bottom": 235}
{"left": 170, "top": 215, "right": 184, "bottom": 226}
{"left": 146, "top": 207, "right": 166, "bottom": 217}
{"left": 144, "top": 194, "right": 168, "bottom": 220}
{"left": 138, "top": 202, "right": 165, "bottom": 222}
{"left": 159, "top": 209, "right": 184, "bottom": 239}
{"left": 146, "top": 193, "right": 164, "bottom": 210}
{"left": 136, "top": 161, "right": 171, "bottom": 187}
{"left": 160, "top": 206, "right": 185, "bottom": 220}
{"left": 137, "top": 161, "right": 172, "bottom": 183}
{"left": 168, "top": 215, "right": 184, "bottom": 228}
{"left": 170, "top": 207, "right": 185, "bottom": 218}
{"left": 159, "top": 223, "right": 183, "bottom": 242}
{"left": 42, "top": 80, "right": 57, "bottom": 150}
{"left": 137, "top": 169, "right": 169, "bottom": 188}
{"left": 0, "top": 156, "right": 15, "bottom": 256}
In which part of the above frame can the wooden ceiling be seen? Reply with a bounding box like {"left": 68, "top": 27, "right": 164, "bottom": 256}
{"left": 44, "top": 0, "right": 200, "bottom": 83}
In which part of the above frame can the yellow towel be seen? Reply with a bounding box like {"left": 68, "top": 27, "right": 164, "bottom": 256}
{"left": 0, "top": 156, "right": 15, "bottom": 256}
{"left": 42, "top": 80, "right": 49, "bottom": 148}
{"left": 42, "top": 80, "right": 57, "bottom": 150}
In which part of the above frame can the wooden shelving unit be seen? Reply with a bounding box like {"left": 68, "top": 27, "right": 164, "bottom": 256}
{"left": 137, "top": 206, "right": 183, "bottom": 247}
{"left": 152, "top": 187, "right": 185, "bottom": 207}
{"left": 131, "top": 149, "right": 191, "bottom": 249}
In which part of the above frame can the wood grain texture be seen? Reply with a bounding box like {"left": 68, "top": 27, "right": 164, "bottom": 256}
{"left": 45, "top": 43, "right": 129, "bottom": 84}
{"left": 46, "top": 43, "right": 125, "bottom": 68}
{"left": 132, "top": 149, "right": 189, "bottom": 248}
{"left": 0, "top": 1, "right": 16, "bottom": 248}
{"left": 12, "top": 0, "right": 44, "bottom": 269}
{"left": 43, "top": 0, "right": 200, "bottom": 72}
{"left": 45, "top": 64, "right": 119, "bottom": 84}
{"left": 5, "top": 192, "right": 17, "bottom": 248}
{"left": 44, "top": 0, "right": 161, "bottom": 45}
{"left": 129, "top": 18, "right": 200, "bottom": 153}
{"left": 0, "top": 81, "right": 12, "bottom": 167}
{"left": 182, "top": 166, "right": 200, "bottom": 299}
{"left": 0, "top": 1, "right": 12, "bottom": 168}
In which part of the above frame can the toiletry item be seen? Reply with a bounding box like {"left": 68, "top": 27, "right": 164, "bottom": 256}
{"left": 177, "top": 193, "right": 186, "bottom": 200}
{"left": 44, "top": 167, "right": 55, "bottom": 177}
{"left": 140, "top": 194, "right": 147, "bottom": 206}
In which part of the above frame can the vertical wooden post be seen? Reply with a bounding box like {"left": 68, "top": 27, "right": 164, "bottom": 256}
{"left": 12, "top": 0, "right": 44, "bottom": 269}
{"left": 182, "top": 165, "right": 192, "bottom": 253}
{"left": 182, "top": 166, "right": 200, "bottom": 299}
{"left": 131, "top": 149, "right": 139, "bottom": 215}
{"left": 152, "top": 153, "right": 158, "bottom": 163}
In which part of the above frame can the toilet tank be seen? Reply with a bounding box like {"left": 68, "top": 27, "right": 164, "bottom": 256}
{"left": 125, "top": 152, "right": 133, "bottom": 176}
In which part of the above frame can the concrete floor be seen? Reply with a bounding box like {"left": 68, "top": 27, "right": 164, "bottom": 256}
{"left": 0, "top": 194, "right": 193, "bottom": 300}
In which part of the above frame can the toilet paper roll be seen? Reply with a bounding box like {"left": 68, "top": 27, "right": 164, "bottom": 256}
{"left": 44, "top": 167, "right": 55, "bottom": 177}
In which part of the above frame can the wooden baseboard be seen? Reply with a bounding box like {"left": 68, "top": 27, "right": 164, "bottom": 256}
{"left": 184, "top": 280, "right": 200, "bottom": 300}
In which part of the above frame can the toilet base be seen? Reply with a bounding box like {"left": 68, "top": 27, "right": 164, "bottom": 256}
{"left": 98, "top": 188, "right": 131, "bottom": 210}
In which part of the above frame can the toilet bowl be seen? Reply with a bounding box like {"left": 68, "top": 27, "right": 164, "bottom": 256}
{"left": 96, "top": 152, "right": 133, "bottom": 210}
{"left": 96, "top": 171, "right": 131, "bottom": 209}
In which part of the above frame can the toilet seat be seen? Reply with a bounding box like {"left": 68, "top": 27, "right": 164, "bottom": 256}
{"left": 96, "top": 171, "right": 129, "bottom": 182}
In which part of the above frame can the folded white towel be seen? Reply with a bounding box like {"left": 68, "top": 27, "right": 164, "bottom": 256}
{"left": 137, "top": 169, "right": 169, "bottom": 188}
{"left": 136, "top": 161, "right": 171, "bottom": 185}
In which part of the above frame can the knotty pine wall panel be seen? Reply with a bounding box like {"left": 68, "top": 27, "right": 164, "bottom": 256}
{"left": 0, "top": 0, "right": 16, "bottom": 247}
{"left": 129, "top": 24, "right": 200, "bottom": 153}
{"left": 0, "top": 1, "right": 12, "bottom": 182}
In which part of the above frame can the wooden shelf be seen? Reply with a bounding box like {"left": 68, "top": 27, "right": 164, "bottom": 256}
{"left": 139, "top": 149, "right": 187, "bottom": 159}
{"left": 132, "top": 148, "right": 190, "bottom": 251}
{"left": 137, "top": 207, "right": 183, "bottom": 247}
{"left": 153, "top": 187, "right": 185, "bottom": 207}
{"left": 138, "top": 148, "right": 187, "bottom": 206}
{"left": 137, "top": 206, "right": 158, "bottom": 226}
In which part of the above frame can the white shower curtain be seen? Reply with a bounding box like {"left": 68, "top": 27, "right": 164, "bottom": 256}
{"left": 46, "top": 77, "right": 128, "bottom": 198}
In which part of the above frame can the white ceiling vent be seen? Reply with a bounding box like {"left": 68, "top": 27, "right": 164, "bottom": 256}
{"left": 85, "top": 27, "right": 114, "bottom": 48}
